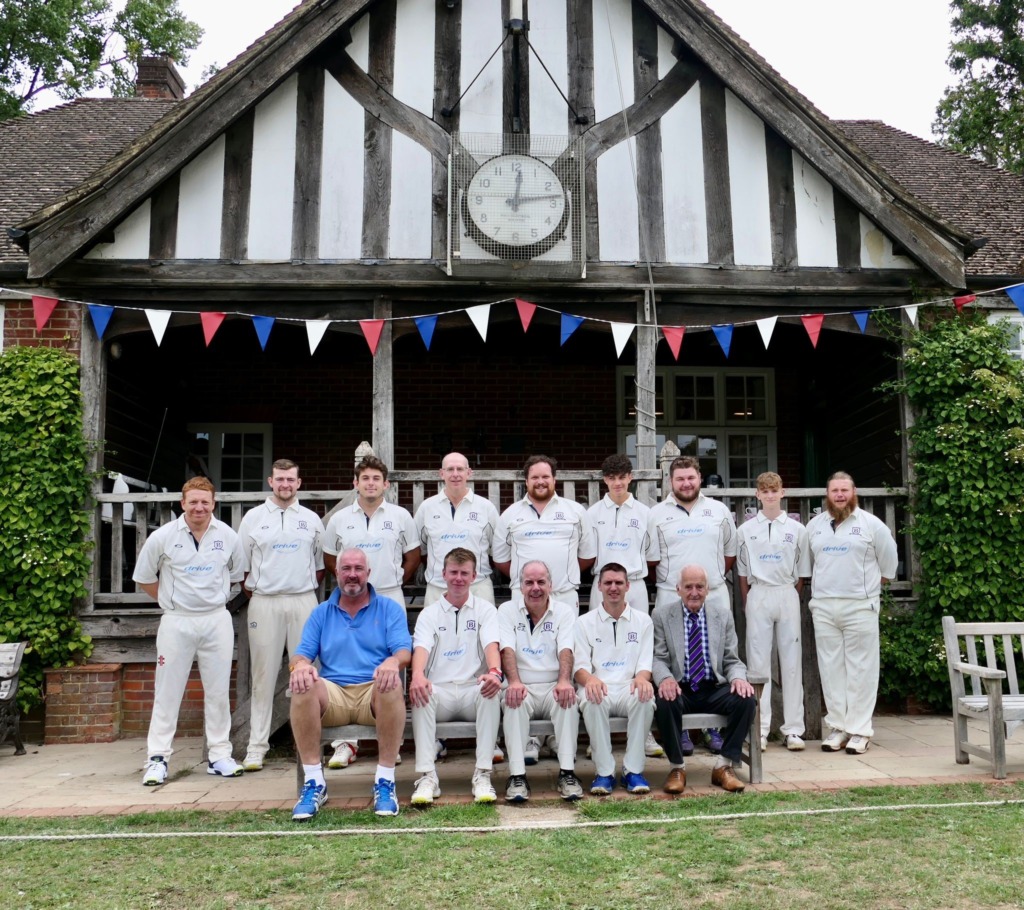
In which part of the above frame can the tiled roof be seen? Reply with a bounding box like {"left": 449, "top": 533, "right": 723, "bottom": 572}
{"left": 0, "top": 99, "right": 176, "bottom": 267}
{"left": 837, "top": 120, "right": 1024, "bottom": 279}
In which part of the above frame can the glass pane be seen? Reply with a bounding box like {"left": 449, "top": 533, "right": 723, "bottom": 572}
{"left": 243, "top": 456, "right": 265, "bottom": 482}
{"left": 244, "top": 434, "right": 264, "bottom": 457}
{"left": 622, "top": 375, "right": 664, "bottom": 421}
{"left": 727, "top": 434, "right": 770, "bottom": 486}
{"left": 675, "top": 374, "right": 716, "bottom": 423}
{"left": 222, "top": 433, "right": 242, "bottom": 456}
{"left": 675, "top": 434, "right": 718, "bottom": 479}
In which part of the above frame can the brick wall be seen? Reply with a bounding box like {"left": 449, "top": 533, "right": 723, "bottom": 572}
{"left": 43, "top": 664, "right": 123, "bottom": 743}
{"left": 1, "top": 298, "right": 82, "bottom": 356}
{"left": 121, "top": 663, "right": 238, "bottom": 737}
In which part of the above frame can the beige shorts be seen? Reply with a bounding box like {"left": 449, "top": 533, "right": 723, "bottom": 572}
{"left": 322, "top": 680, "right": 376, "bottom": 726}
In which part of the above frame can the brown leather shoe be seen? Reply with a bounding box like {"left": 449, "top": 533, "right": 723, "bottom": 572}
{"left": 711, "top": 765, "right": 745, "bottom": 792}
{"left": 663, "top": 768, "right": 686, "bottom": 794}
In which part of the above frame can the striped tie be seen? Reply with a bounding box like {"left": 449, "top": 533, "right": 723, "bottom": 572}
{"left": 687, "top": 613, "right": 706, "bottom": 686}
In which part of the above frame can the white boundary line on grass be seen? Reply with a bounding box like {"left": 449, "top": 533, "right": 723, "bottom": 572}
{"left": 2, "top": 798, "right": 1023, "bottom": 843}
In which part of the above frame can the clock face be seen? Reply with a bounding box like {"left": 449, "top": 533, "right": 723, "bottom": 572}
{"left": 462, "top": 154, "right": 570, "bottom": 258}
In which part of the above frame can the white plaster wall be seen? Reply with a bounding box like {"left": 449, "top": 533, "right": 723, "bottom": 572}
{"left": 460, "top": 0, "right": 504, "bottom": 135}
{"left": 321, "top": 71, "right": 366, "bottom": 260}
{"left": 860, "top": 214, "right": 915, "bottom": 269}
{"left": 792, "top": 151, "right": 838, "bottom": 267}
{"left": 176, "top": 135, "right": 225, "bottom": 258}
{"left": 248, "top": 74, "right": 298, "bottom": 260}
{"left": 349, "top": 13, "right": 370, "bottom": 68}
{"left": 389, "top": 132, "right": 433, "bottom": 258}
{"left": 84, "top": 199, "right": 151, "bottom": 260}
{"left": 593, "top": 0, "right": 634, "bottom": 123}
{"left": 529, "top": 0, "right": 570, "bottom": 136}
{"left": 661, "top": 82, "right": 707, "bottom": 264}
{"left": 597, "top": 142, "right": 639, "bottom": 260}
{"left": 725, "top": 90, "right": 771, "bottom": 266}
{"left": 394, "top": 0, "right": 435, "bottom": 117}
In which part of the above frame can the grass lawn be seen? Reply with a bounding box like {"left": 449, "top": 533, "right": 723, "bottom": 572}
{"left": 2, "top": 782, "right": 1022, "bottom": 909}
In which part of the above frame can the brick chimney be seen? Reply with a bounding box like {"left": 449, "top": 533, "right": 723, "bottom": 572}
{"left": 136, "top": 56, "right": 186, "bottom": 101}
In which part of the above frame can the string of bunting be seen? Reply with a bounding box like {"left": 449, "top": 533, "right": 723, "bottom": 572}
{"left": 3, "top": 283, "right": 1023, "bottom": 360}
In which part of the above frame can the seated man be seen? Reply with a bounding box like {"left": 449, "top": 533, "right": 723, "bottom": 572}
{"left": 409, "top": 548, "right": 503, "bottom": 805}
{"left": 289, "top": 548, "right": 411, "bottom": 821}
{"left": 653, "top": 564, "right": 757, "bottom": 794}
{"left": 498, "top": 560, "right": 582, "bottom": 803}
{"left": 574, "top": 562, "right": 655, "bottom": 796}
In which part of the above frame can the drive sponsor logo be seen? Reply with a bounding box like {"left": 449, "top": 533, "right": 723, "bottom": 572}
{"left": 674, "top": 526, "right": 706, "bottom": 538}
{"left": 523, "top": 645, "right": 546, "bottom": 657}
{"left": 443, "top": 646, "right": 467, "bottom": 661}
{"left": 605, "top": 540, "right": 630, "bottom": 550}
{"left": 186, "top": 564, "right": 215, "bottom": 574}
{"left": 601, "top": 659, "right": 627, "bottom": 670}
{"left": 821, "top": 544, "right": 850, "bottom": 555}
{"left": 758, "top": 553, "right": 784, "bottom": 563}
{"left": 358, "top": 541, "right": 383, "bottom": 552}
{"left": 440, "top": 532, "right": 468, "bottom": 543}
{"left": 524, "top": 530, "right": 556, "bottom": 538}
{"left": 272, "top": 542, "right": 300, "bottom": 551}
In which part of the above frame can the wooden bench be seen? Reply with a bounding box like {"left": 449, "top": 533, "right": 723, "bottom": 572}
{"left": 942, "top": 616, "right": 1024, "bottom": 779}
{"left": 297, "top": 692, "right": 763, "bottom": 794}
{"left": 0, "top": 641, "right": 27, "bottom": 756}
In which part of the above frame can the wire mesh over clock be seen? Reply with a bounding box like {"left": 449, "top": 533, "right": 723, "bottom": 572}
{"left": 448, "top": 133, "right": 586, "bottom": 278}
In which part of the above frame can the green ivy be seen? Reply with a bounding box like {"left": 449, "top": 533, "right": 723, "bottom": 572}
{"left": 0, "top": 347, "right": 93, "bottom": 710}
{"left": 881, "top": 312, "right": 1024, "bottom": 708}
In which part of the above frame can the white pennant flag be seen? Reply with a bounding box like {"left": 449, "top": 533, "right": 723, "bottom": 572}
{"left": 145, "top": 309, "right": 172, "bottom": 346}
{"left": 306, "top": 319, "right": 331, "bottom": 355}
{"left": 905, "top": 305, "right": 919, "bottom": 327}
{"left": 467, "top": 304, "right": 491, "bottom": 341}
{"left": 611, "top": 322, "right": 634, "bottom": 358}
{"left": 756, "top": 316, "right": 777, "bottom": 349}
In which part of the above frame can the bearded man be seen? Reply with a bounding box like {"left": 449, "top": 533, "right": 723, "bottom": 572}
{"left": 806, "top": 472, "right": 898, "bottom": 755}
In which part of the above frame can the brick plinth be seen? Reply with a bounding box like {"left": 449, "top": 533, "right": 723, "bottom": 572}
{"left": 121, "top": 664, "right": 239, "bottom": 737}
{"left": 44, "top": 664, "right": 123, "bottom": 744}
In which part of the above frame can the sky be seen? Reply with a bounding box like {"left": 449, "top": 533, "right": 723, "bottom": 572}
{"left": 169, "top": 0, "right": 955, "bottom": 141}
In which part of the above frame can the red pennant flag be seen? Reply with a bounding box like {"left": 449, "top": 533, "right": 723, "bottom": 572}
{"left": 516, "top": 298, "right": 536, "bottom": 332}
{"left": 662, "top": 326, "right": 685, "bottom": 360}
{"left": 953, "top": 294, "right": 976, "bottom": 312}
{"left": 32, "top": 295, "right": 59, "bottom": 331}
{"left": 360, "top": 319, "right": 385, "bottom": 355}
{"left": 200, "top": 312, "right": 226, "bottom": 346}
{"left": 801, "top": 314, "right": 825, "bottom": 348}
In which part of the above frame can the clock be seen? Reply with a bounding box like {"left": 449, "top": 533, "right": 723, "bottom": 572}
{"left": 461, "top": 153, "right": 571, "bottom": 259}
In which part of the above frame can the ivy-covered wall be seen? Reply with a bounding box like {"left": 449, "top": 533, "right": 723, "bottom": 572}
{"left": 0, "top": 346, "right": 93, "bottom": 709}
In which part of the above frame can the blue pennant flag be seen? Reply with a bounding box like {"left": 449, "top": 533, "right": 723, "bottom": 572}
{"left": 1006, "top": 284, "right": 1024, "bottom": 316}
{"left": 252, "top": 316, "right": 275, "bottom": 350}
{"left": 712, "top": 324, "right": 733, "bottom": 358}
{"left": 415, "top": 316, "right": 437, "bottom": 350}
{"left": 853, "top": 310, "right": 870, "bottom": 334}
{"left": 561, "top": 313, "right": 585, "bottom": 345}
{"left": 87, "top": 304, "right": 115, "bottom": 340}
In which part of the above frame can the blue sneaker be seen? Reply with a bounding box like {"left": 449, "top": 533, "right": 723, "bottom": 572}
{"left": 621, "top": 771, "right": 651, "bottom": 794}
{"left": 680, "top": 730, "right": 695, "bottom": 756}
{"left": 705, "top": 729, "right": 724, "bottom": 754}
{"left": 292, "top": 779, "right": 327, "bottom": 821}
{"left": 590, "top": 774, "right": 616, "bottom": 795}
{"left": 373, "top": 777, "right": 400, "bottom": 816}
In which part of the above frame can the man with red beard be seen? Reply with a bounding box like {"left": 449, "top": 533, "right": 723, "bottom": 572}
{"left": 806, "top": 472, "right": 898, "bottom": 755}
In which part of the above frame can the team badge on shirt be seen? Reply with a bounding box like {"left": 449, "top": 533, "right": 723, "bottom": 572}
{"left": 468, "top": 512, "right": 479, "bottom": 522}
{"left": 784, "top": 533, "right": 795, "bottom": 544}
{"left": 851, "top": 527, "right": 862, "bottom": 536}
{"left": 383, "top": 521, "right": 394, "bottom": 531}
{"left": 543, "top": 621, "right": 554, "bottom": 632}
{"left": 466, "top": 619, "right": 477, "bottom": 630}
{"left": 629, "top": 518, "right": 641, "bottom": 529}
{"left": 627, "top": 631, "right": 638, "bottom": 643}
{"left": 702, "top": 509, "right": 713, "bottom": 517}
{"left": 213, "top": 540, "right": 224, "bottom": 550}
{"left": 298, "top": 521, "right": 308, "bottom": 530}
{"left": 555, "top": 512, "right": 566, "bottom": 521}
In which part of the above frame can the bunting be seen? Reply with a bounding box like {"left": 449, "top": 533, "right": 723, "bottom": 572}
{"left": 32, "top": 295, "right": 58, "bottom": 331}
{"left": 145, "top": 309, "right": 172, "bottom": 346}
{"left": 305, "top": 319, "right": 331, "bottom": 355}
{"left": 467, "top": 304, "right": 491, "bottom": 341}
{"left": 252, "top": 316, "right": 275, "bottom": 351}
{"left": 853, "top": 310, "right": 869, "bottom": 334}
{"left": 610, "top": 323, "right": 634, "bottom": 358}
{"left": 756, "top": 316, "right": 777, "bottom": 350}
{"left": 801, "top": 314, "right": 825, "bottom": 349}
{"left": 516, "top": 298, "right": 536, "bottom": 332}
{"left": 359, "top": 319, "right": 385, "bottom": 355}
{"left": 713, "top": 324, "right": 733, "bottom": 359}
{"left": 415, "top": 315, "right": 438, "bottom": 350}
{"left": 200, "top": 312, "right": 226, "bottom": 346}
{"left": 561, "top": 313, "right": 585, "bottom": 346}
{"left": 953, "top": 294, "right": 976, "bottom": 312}
{"left": 1005, "top": 284, "right": 1024, "bottom": 316}
{"left": 86, "top": 304, "right": 114, "bottom": 340}
{"left": 662, "top": 326, "right": 685, "bottom": 360}
{"left": 905, "top": 305, "right": 919, "bottom": 327}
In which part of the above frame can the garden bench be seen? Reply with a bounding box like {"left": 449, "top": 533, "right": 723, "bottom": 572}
{"left": 297, "top": 687, "right": 763, "bottom": 794}
{"left": 0, "top": 641, "right": 27, "bottom": 756}
{"left": 942, "top": 616, "right": 1024, "bottom": 779}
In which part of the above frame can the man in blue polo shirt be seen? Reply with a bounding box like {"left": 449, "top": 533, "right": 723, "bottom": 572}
{"left": 288, "top": 548, "right": 411, "bottom": 821}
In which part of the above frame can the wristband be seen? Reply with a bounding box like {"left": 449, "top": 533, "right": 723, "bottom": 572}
{"left": 488, "top": 667, "right": 505, "bottom": 682}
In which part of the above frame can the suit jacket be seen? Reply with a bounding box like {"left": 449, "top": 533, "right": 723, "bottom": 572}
{"left": 652, "top": 599, "right": 747, "bottom": 688}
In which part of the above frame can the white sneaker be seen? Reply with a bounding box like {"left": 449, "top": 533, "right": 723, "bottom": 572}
{"left": 845, "top": 735, "right": 870, "bottom": 754}
{"left": 328, "top": 741, "right": 357, "bottom": 769}
{"left": 786, "top": 734, "right": 806, "bottom": 752}
{"left": 411, "top": 773, "right": 440, "bottom": 806}
{"left": 142, "top": 756, "right": 167, "bottom": 786}
{"left": 492, "top": 743, "right": 505, "bottom": 764}
{"left": 540, "top": 734, "right": 557, "bottom": 758}
{"left": 472, "top": 768, "right": 497, "bottom": 804}
{"left": 644, "top": 733, "right": 665, "bottom": 757}
{"left": 208, "top": 757, "right": 243, "bottom": 777}
{"left": 524, "top": 736, "right": 541, "bottom": 765}
{"left": 760, "top": 736, "right": 768, "bottom": 752}
{"left": 242, "top": 751, "right": 264, "bottom": 772}
{"left": 821, "top": 729, "right": 850, "bottom": 752}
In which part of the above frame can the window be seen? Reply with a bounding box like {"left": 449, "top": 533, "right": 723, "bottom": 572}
{"left": 618, "top": 368, "right": 776, "bottom": 485}
{"left": 185, "top": 423, "right": 273, "bottom": 493}
{"left": 987, "top": 310, "right": 1024, "bottom": 360}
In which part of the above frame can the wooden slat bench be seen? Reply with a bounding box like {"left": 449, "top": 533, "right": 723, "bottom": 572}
{"left": 297, "top": 691, "right": 763, "bottom": 794}
{"left": 942, "top": 616, "right": 1024, "bottom": 779}
{"left": 0, "top": 641, "right": 27, "bottom": 756}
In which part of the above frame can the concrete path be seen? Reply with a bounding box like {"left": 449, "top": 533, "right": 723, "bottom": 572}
{"left": 0, "top": 714, "right": 1021, "bottom": 818}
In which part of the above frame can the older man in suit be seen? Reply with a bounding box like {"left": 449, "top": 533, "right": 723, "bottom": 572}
{"left": 653, "top": 564, "right": 757, "bottom": 793}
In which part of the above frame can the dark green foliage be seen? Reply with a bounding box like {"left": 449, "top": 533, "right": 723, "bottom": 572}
{"left": 0, "top": 346, "right": 93, "bottom": 709}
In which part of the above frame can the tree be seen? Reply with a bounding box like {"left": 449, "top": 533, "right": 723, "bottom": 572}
{"left": 934, "top": 0, "right": 1024, "bottom": 173}
{"left": 0, "top": 0, "right": 203, "bottom": 121}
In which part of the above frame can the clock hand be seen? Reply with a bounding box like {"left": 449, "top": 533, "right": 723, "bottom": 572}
{"left": 515, "top": 194, "right": 564, "bottom": 203}
{"left": 511, "top": 170, "right": 523, "bottom": 212}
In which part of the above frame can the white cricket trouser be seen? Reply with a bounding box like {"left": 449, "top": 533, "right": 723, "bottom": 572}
{"left": 502, "top": 681, "right": 579, "bottom": 775}
{"left": 579, "top": 685, "right": 655, "bottom": 777}
{"left": 745, "top": 584, "right": 804, "bottom": 737}
{"left": 656, "top": 583, "right": 730, "bottom": 612}
{"left": 246, "top": 591, "right": 318, "bottom": 757}
{"left": 148, "top": 610, "right": 234, "bottom": 762}
{"left": 588, "top": 580, "right": 650, "bottom": 615}
{"left": 808, "top": 596, "right": 880, "bottom": 738}
{"left": 425, "top": 576, "right": 496, "bottom": 606}
{"left": 412, "top": 681, "right": 501, "bottom": 773}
